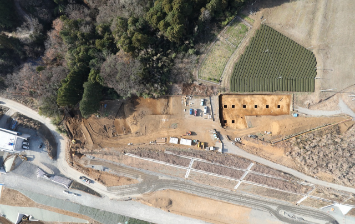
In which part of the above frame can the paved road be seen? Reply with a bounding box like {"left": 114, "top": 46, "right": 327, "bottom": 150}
{"left": 295, "top": 99, "right": 355, "bottom": 118}
{"left": 0, "top": 97, "right": 341, "bottom": 224}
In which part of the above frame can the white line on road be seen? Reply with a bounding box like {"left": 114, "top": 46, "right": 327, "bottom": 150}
{"left": 185, "top": 159, "right": 195, "bottom": 179}
{"left": 234, "top": 163, "right": 254, "bottom": 190}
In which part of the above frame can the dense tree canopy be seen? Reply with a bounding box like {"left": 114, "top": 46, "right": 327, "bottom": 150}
{"left": 79, "top": 81, "right": 103, "bottom": 118}
{"left": 0, "top": 0, "right": 18, "bottom": 30}
{"left": 3, "top": 0, "right": 249, "bottom": 119}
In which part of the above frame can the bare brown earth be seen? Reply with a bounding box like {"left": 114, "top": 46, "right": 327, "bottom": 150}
{"left": 220, "top": 94, "right": 291, "bottom": 129}
{"left": 137, "top": 190, "right": 252, "bottom": 224}
{"left": 66, "top": 96, "right": 221, "bottom": 151}
{"left": 0, "top": 188, "right": 96, "bottom": 223}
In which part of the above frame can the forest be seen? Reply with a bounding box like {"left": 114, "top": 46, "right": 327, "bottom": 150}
{"left": 0, "top": 0, "right": 248, "bottom": 121}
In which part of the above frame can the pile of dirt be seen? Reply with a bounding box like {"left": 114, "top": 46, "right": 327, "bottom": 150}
{"left": 192, "top": 161, "right": 244, "bottom": 179}
{"left": 0, "top": 106, "right": 9, "bottom": 117}
{"left": 12, "top": 112, "right": 41, "bottom": 130}
{"left": 245, "top": 174, "right": 311, "bottom": 194}
{"left": 168, "top": 148, "right": 251, "bottom": 169}
{"left": 285, "top": 124, "right": 355, "bottom": 187}
{"left": 127, "top": 148, "right": 190, "bottom": 167}
{"left": 182, "top": 83, "right": 218, "bottom": 96}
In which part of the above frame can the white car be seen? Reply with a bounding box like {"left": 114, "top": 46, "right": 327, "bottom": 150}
{"left": 22, "top": 141, "right": 29, "bottom": 146}
{"left": 63, "top": 190, "right": 70, "bottom": 195}
{"left": 204, "top": 106, "right": 208, "bottom": 114}
{"left": 22, "top": 145, "right": 29, "bottom": 150}
{"left": 200, "top": 99, "right": 204, "bottom": 106}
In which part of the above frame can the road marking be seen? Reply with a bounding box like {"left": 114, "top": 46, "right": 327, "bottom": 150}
{"left": 234, "top": 163, "right": 254, "bottom": 190}
{"left": 185, "top": 159, "right": 195, "bottom": 179}
{"left": 125, "top": 153, "right": 188, "bottom": 170}
{"left": 296, "top": 195, "right": 308, "bottom": 204}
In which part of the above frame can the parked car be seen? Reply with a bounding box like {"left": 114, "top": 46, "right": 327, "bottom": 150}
{"left": 38, "top": 143, "right": 43, "bottom": 148}
{"left": 204, "top": 106, "right": 208, "bottom": 114}
{"left": 63, "top": 190, "right": 70, "bottom": 195}
{"left": 194, "top": 109, "right": 197, "bottom": 116}
{"left": 189, "top": 108, "right": 193, "bottom": 115}
{"left": 73, "top": 193, "right": 80, "bottom": 196}
{"left": 22, "top": 141, "right": 29, "bottom": 146}
{"left": 80, "top": 176, "right": 92, "bottom": 184}
{"left": 22, "top": 145, "right": 29, "bottom": 150}
{"left": 200, "top": 99, "right": 204, "bottom": 106}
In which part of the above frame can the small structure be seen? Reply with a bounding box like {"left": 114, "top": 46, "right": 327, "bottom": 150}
{"left": 169, "top": 137, "right": 179, "bottom": 144}
{"left": 156, "top": 138, "right": 166, "bottom": 144}
{"left": 180, "top": 138, "right": 192, "bottom": 146}
{"left": 0, "top": 128, "right": 29, "bottom": 152}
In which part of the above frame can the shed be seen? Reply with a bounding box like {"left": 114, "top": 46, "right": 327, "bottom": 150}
{"left": 180, "top": 138, "right": 192, "bottom": 146}
{"left": 156, "top": 138, "right": 167, "bottom": 144}
{"left": 169, "top": 137, "right": 179, "bottom": 144}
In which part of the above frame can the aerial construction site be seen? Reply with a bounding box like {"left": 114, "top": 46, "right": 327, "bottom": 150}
{"left": 1, "top": 0, "right": 355, "bottom": 224}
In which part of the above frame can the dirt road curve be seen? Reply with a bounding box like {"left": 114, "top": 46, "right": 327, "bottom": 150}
{"left": 0, "top": 97, "right": 340, "bottom": 224}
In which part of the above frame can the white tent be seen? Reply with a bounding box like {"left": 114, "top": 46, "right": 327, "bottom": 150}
{"left": 180, "top": 138, "right": 192, "bottom": 146}
{"left": 169, "top": 137, "right": 179, "bottom": 144}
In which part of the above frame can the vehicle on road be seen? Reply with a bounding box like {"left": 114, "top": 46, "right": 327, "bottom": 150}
{"left": 73, "top": 193, "right": 80, "bottom": 196}
{"left": 63, "top": 190, "right": 70, "bottom": 195}
{"left": 80, "top": 176, "right": 93, "bottom": 184}
{"left": 22, "top": 145, "right": 29, "bottom": 150}
{"left": 204, "top": 106, "right": 208, "bottom": 114}
{"left": 38, "top": 143, "right": 43, "bottom": 148}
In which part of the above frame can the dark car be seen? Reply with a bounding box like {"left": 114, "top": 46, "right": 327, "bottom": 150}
{"left": 38, "top": 143, "right": 43, "bottom": 149}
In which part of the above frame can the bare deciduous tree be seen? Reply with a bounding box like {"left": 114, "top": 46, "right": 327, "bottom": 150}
{"left": 100, "top": 51, "right": 145, "bottom": 97}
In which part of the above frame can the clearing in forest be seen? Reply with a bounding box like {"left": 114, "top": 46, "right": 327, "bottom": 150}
{"left": 199, "top": 19, "right": 249, "bottom": 83}
{"left": 230, "top": 25, "right": 317, "bottom": 92}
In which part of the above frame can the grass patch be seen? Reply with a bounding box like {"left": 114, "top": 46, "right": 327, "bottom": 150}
{"left": 199, "top": 41, "right": 234, "bottom": 82}
{"left": 230, "top": 25, "right": 317, "bottom": 92}
{"left": 199, "top": 20, "right": 250, "bottom": 82}
{"left": 240, "top": 14, "right": 255, "bottom": 24}
{"left": 224, "top": 21, "right": 248, "bottom": 46}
